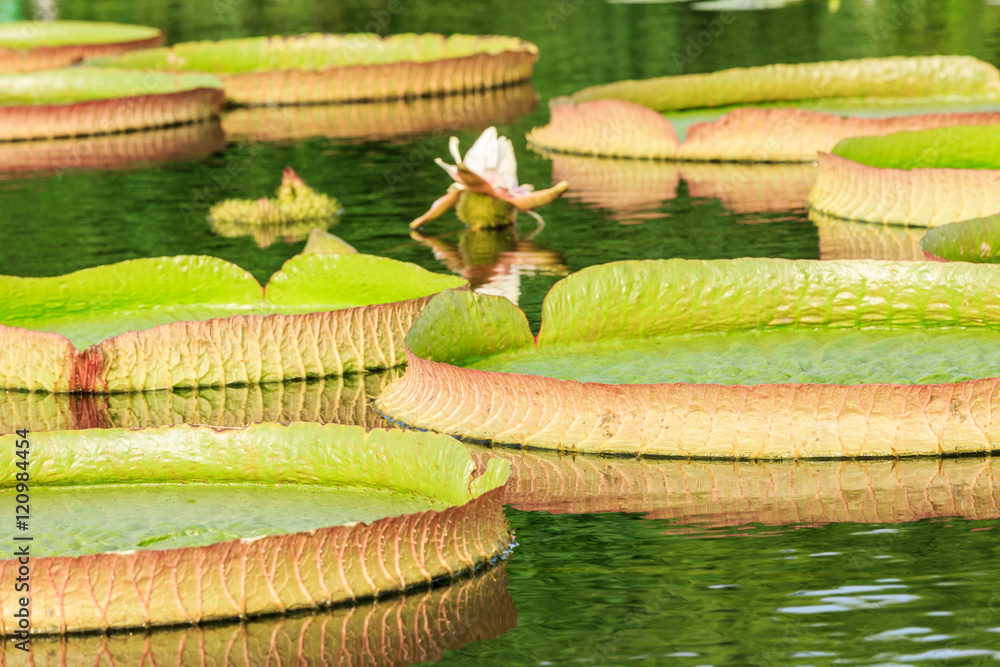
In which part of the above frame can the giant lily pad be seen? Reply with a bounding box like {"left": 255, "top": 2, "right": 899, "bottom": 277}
{"left": 469, "top": 446, "right": 1000, "bottom": 525}
{"left": 89, "top": 33, "right": 538, "bottom": 105}
{"left": 569, "top": 56, "right": 1000, "bottom": 112}
{"left": 528, "top": 55, "right": 1000, "bottom": 161}
{"left": 0, "top": 369, "right": 400, "bottom": 434}
{"left": 0, "top": 21, "right": 163, "bottom": 72}
{"left": 0, "top": 67, "right": 224, "bottom": 141}
{"left": 528, "top": 100, "right": 1000, "bottom": 162}
{"left": 5, "top": 563, "right": 514, "bottom": 663}
{"left": 809, "top": 125, "right": 1000, "bottom": 226}
{"left": 0, "top": 254, "right": 465, "bottom": 393}
{"left": 0, "top": 422, "right": 510, "bottom": 634}
{"left": 376, "top": 258, "right": 1000, "bottom": 459}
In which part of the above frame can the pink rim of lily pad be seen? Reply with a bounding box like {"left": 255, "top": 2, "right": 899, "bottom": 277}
{"left": 528, "top": 100, "right": 1000, "bottom": 162}
{"left": 376, "top": 258, "right": 1000, "bottom": 460}
{"left": 0, "top": 67, "right": 225, "bottom": 141}
{"left": 0, "top": 422, "right": 511, "bottom": 635}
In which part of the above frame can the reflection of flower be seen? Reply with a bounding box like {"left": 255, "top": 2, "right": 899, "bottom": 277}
{"left": 410, "top": 226, "right": 568, "bottom": 305}
{"left": 410, "top": 127, "right": 569, "bottom": 230}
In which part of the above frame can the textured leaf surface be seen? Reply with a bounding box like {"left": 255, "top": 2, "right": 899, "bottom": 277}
{"left": 808, "top": 152, "right": 1000, "bottom": 226}
{"left": 4, "top": 564, "right": 514, "bottom": 666}
{"left": 377, "top": 259, "right": 1000, "bottom": 458}
{"left": 92, "top": 34, "right": 539, "bottom": 105}
{"left": 469, "top": 446, "right": 1000, "bottom": 524}
{"left": 12, "top": 483, "right": 448, "bottom": 557}
{"left": 529, "top": 100, "right": 1000, "bottom": 161}
{"left": 921, "top": 214, "right": 1000, "bottom": 263}
{"left": 468, "top": 328, "right": 1000, "bottom": 385}
{"left": 569, "top": 56, "right": 1000, "bottom": 111}
{"left": 0, "top": 254, "right": 464, "bottom": 392}
{"left": 0, "top": 423, "right": 511, "bottom": 634}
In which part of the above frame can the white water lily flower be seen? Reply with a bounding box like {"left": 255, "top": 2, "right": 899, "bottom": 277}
{"left": 410, "top": 126, "right": 569, "bottom": 229}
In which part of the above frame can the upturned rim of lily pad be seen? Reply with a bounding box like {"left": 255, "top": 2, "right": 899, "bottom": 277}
{"left": 88, "top": 33, "right": 539, "bottom": 106}
{"left": 0, "top": 67, "right": 225, "bottom": 141}
{"left": 809, "top": 125, "right": 1000, "bottom": 226}
{"left": 376, "top": 258, "right": 1000, "bottom": 460}
{"left": 0, "top": 253, "right": 466, "bottom": 394}
{"left": 527, "top": 55, "right": 1000, "bottom": 161}
{"left": 0, "top": 21, "right": 164, "bottom": 72}
{"left": 0, "top": 422, "right": 512, "bottom": 635}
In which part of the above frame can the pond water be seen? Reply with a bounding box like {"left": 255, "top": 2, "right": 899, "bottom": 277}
{"left": 3, "top": 0, "right": 1000, "bottom": 664}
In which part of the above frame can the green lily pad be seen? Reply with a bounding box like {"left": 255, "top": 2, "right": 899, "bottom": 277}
{"left": 0, "top": 254, "right": 465, "bottom": 393}
{"left": 921, "top": 213, "right": 1000, "bottom": 263}
{"left": 0, "top": 67, "right": 224, "bottom": 141}
{"left": 0, "top": 21, "right": 164, "bottom": 73}
{"left": 0, "top": 21, "right": 160, "bottom": 49}
{"left": 377, "top": 258, "right": 1000, "bottom": 459}
{"left": 832, "top": 125, "right": 1000, "bottom": 170}
{"left": 90, "top": 34, "right": 539, "bottom": 105}
{"left": 0, "top": 422, "right": 511, "bottom": 634}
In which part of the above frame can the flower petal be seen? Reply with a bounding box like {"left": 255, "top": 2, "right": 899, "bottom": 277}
{"left": 434, "top": 157, "right": 462, "bottom": 183}
{"left": 449, "top": 136, "right": 463, "bottom": 164}
{"left": 504, "top": 181, "right": 570, "bottom": 211}
{"left": 463, "top": 126, "right": 499, "bottom": 176}
{"left": 409, "top": 185, "right": 462, "bottom": 228}
{"left": 456, "top": 164, "right": 501, "bottom": 198}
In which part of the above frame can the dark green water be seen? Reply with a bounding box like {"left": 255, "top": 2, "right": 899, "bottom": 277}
{"left": 3, "top": 0, "right": 1000, "bottom": 664}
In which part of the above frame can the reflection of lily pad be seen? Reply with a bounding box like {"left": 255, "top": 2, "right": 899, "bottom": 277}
{"left": 221, "top": 83, "right": 538, "bottom": 142}
{"left": 0, "top": 67, "right": 224, "bottom": 140}
{"left": 0, "top": 254, "right": 465, "bottom": 393}
{"left": 208, "top": 216, "right": 334, "bottom": 248}
{"left": 9, "top": 563, "right": 514, "bottom": 664}
{"left": 91, "top": 33, "right": 538, "bottom": 105}
{"left": 550, "top": 154, "right": 817, "bottom": 222}
{"left": 0, "top": 21, "right": 163, "bottom": 72}
{"left": 810, "top": 126, "right": 1000, "bottom": 226}
{"left": 377, "top": 259, "right": 1000, "bottom": 458}
{"left": 469, "top": 446, "right": 1000, "bottom": 525}
{"left": 812, "top": 210, "right": 924, "bottom": 261}
{"left": 0, "top": 369, "right": 400, "bottom": 433}
{"left": 0, "top": 423, "right": 511, "bottom": 634}
{"left": 0, "top": 122, "right": 226, "bottom": 175}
